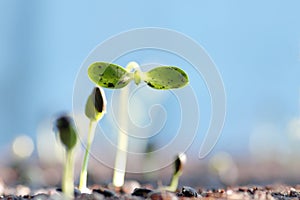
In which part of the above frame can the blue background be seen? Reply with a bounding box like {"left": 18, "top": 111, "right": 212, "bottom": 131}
{"left": 1, "top": 0, "right": 300, "bottom": 181}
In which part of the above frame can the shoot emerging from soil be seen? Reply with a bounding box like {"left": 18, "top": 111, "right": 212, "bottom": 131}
{"left": 88, "top": 61, "right": 189, "bottom": 187}
{"left": 79, "top": 87, "right": 107, "bottom": 192}
{"left": 164, "top": 153, "right": 187, "bottom": 192}
{"left": 54, "top": 115, "right": 78, "bottom": 199}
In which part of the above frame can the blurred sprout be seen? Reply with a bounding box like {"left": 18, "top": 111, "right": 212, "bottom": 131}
{"left": 54, "top": 115, "right": 77, "bottom": 199}
{"left": 209, "top": 152, "right": 238, "bottom": 185}
{"left": 55, "top": 116, "right": 77, "bottom": 150}
{"left": 163, "top": 153, "right": 187, "bottom": 192}
{"left": 79, "top": 87, "right": 107, "bottom": 192}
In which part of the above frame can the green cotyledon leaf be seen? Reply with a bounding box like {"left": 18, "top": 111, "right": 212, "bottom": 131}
{"left": 88, "top": 62, "right": 133, "bottom": 89}
{"left": 144, "top": 66, "right": 189, "bottom": 89}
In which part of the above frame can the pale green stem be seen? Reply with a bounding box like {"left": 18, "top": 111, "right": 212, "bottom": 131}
{"left": 112, "top": 85, "right": 129, "bottom": 187}
{"left": 162, "top": 171, "right": 181, "bottom": 192}
{"left": 79, "top": 120, "right": 96, "bottom": 191}
{"left": 112, "top": 62, "right": 139, "bottom": 187}
{"left": 62, "top": 149, "right": 75, "bottom": 199}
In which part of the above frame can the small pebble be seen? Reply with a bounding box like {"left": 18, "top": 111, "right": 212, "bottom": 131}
{"left": 75, "top": 193, "right": 104, "bottom": 200}
{"left": 1, "top": 195, "right": 21, "bottom": 200}
{"left": 32, "top": 193, "right": 49, "bottom": 200}
{"left": 227, "top": 192, "right": 246, "bottom": 200}
{"left": 238, "top": 187, "right": 247, "bottom": 192}
{"left": 16, "top": 185, "right": 30, "bottom": 196}
{"left": 180, "top": 186, "right": 198, "bottom": 197}
{"left": 122, "top": 181, "right": 141, "bottom": 194}
{"left": 122, "top": 194, "right": 144, "bottom": 200}
{"left": 132, "top": 188, "right": 153, "bottom": 198}
{"left": 148, "top": 191, "right": 177, "bottom": 200}
{"left": 93, "top": 188, "right": 117, "bottom": 198}
{"left": 56, "top": 187, "right": 81, "bottom": 197}
{"left": 226, "top": 189, "right": 233, "bottom": 195}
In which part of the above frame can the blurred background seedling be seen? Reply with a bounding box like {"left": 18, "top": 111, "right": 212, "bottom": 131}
{"left": 54, "top": 115, "right": 77, "bottom": 199}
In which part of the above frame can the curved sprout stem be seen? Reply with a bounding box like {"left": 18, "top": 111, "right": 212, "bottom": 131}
{"left": 163, "top": 171, "right": 181, "bottom": 192}
{"left": 125, "top": 61, "right": 140, "bottom": 72}
{"left": 161, "top": 153, "right": 186, "bottom": 192}
{"left": 79, "top": 120, "right": 96, "bottom": 191}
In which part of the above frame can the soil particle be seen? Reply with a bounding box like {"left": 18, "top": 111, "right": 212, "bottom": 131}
{"left": 92, "top": 188, "right": 117, "bottom": 198}
{"left": 76, "top": 193, "right": 104, "bottom": 200}
{"left": 178, "top": 186, "right": 199, "bottom": 198}
{"left": 147, "top": 191, "right": 177, "bottom": 200}
{"left": 2, "top": 195, "right": 21, "bottom": 200}
{"left": 131, "top": 188, "right": 153, "bottom": 198}
{"left": 121, "top": 181, "right": 141, "bottom": 194}
{"left": 56, "top": 187, "right": 81, "bottom": 197}
{"left": 30, "top": 193, "right": 49, "bottom": 200}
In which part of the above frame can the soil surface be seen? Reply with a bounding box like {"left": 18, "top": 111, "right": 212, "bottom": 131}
{"left": 1, "top": 183, "right": 300, "bottom": 200}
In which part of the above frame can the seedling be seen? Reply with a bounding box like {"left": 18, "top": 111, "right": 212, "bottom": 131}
{"left": 87, "top": 61, "right": 189, "bottom": 187}
{"left": 54, "top": 115, "right": 78, "bottom": 199}
{"left": 79, "top": 87, "right": 107, "bottom": 192}
{"left": 163, "top": 153, "right": 187, "bottom": 192}
{"left": 88, "top": 61, "right": 188, "bottom": 89}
